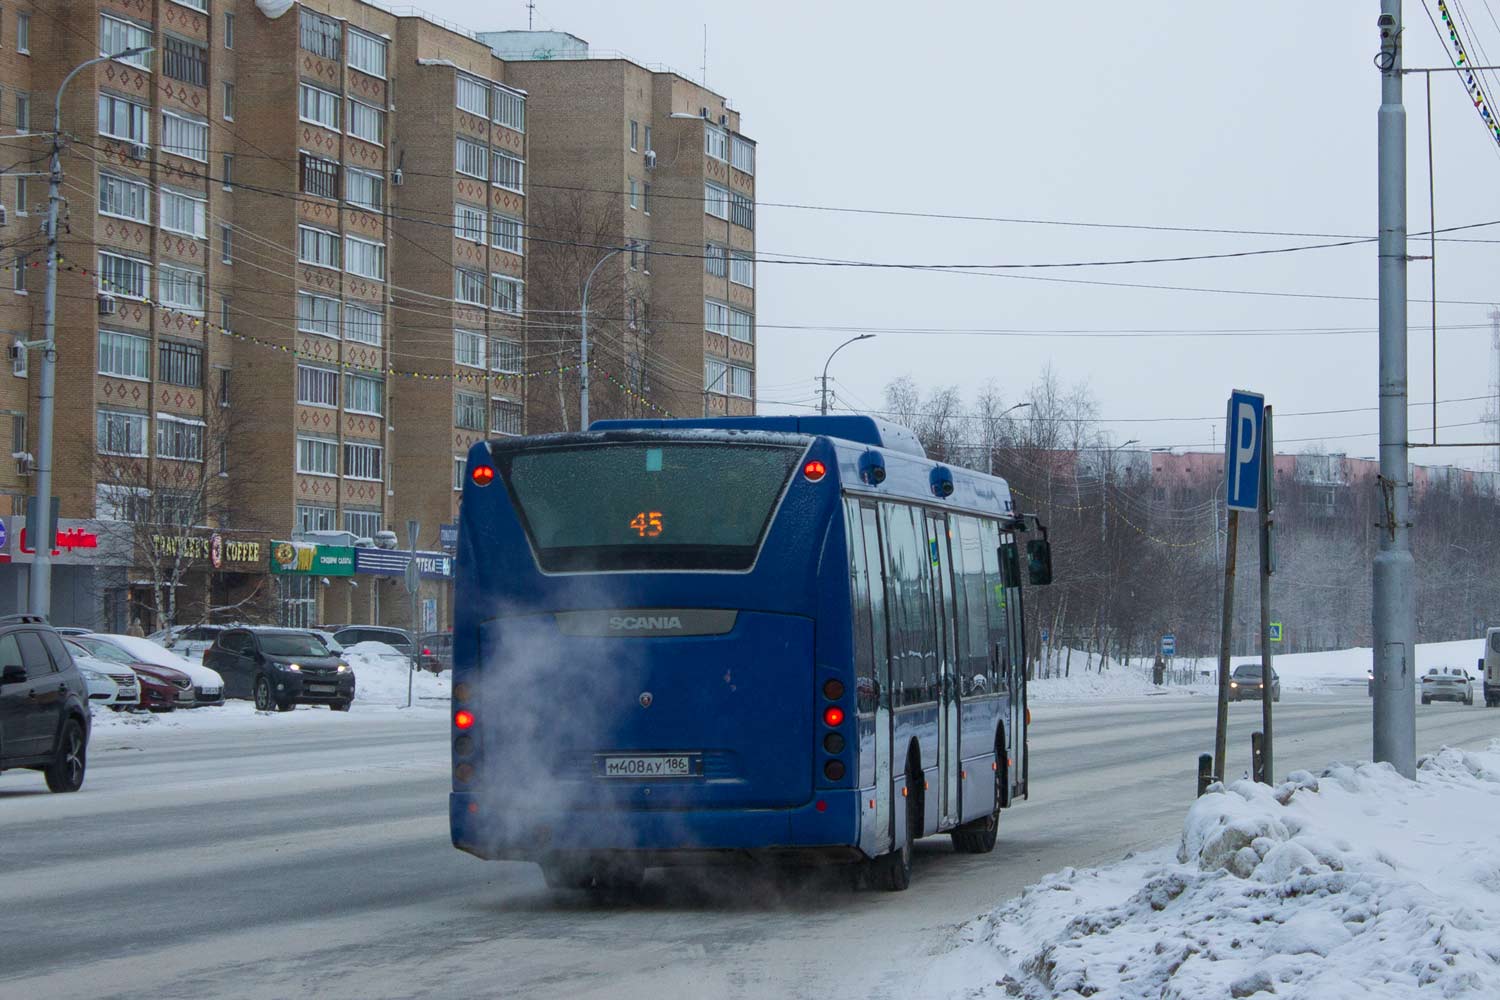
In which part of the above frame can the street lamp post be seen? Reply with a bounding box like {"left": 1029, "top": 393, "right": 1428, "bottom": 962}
{"left": 818, "top": 334, "right": 874, "bottom": 416}
{"left": 31, "top": 46, "right": 153, "bottom": 618}
{"left": 986, "top": 401, "right": 1030, "bottom": 474}
{"left": 579, "top": 242, "right": 634, "bottom": 430}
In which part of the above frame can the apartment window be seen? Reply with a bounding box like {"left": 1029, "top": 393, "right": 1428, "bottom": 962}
{"left": 97, "top": 409, "right": 149, "bottom": 457}
{"left": 218, "top": 368, "right": 231, "bottom": 407}
{"left": 157, "top": 415, "right": 204, "bottom": 462}
{"left": 298, "top": 226, "right": 340, "bottom": 269}
{"left": 704, "top": 182, "right": 729, "bottom": 220}
{"left": 222, "top": 82, "right": 235, "bottom": 120}
{"left": 704, "top": 126, "right": 728, "bottom": 162}
{"left": 298, "top": 83, "right": 340, "bottom": 130}
{"left": 343, "top": 442, "right": 382, "bottom": 481}
{"left": 11, "top": 412, "right": 23, "bottom": 453}
{"left": 297, "top": 435, "right": 338, "bottom": 477}
{"left": 160, "top": 188, "right": 207, "bottom": 238}
{"left": 344, "top": 303, "right": 383, "bottom": 346}
{"left": 454, "top": 392, "right": 485, "bottom": 431}
{"left": 491, "top": 214, "right": 523, "bottom": 255}
{"left": 493, "top": 88, "right": 525, "bottom": 131}
{"left": 343, "top": 168, "right": 383, "bottom": 212}
{"left": 344, "top": 373, "right": 384, "bottom": 415}
{"left": 300, "top": 9, "right": 341, "bottom": 60}
{"left": 16, "top": 93, "right": 28, "bottom": 133}
{"left": 455, "top": 137, "right": 489, "bottom": 180}
{"left": 730, "top": 191, "right": 754, "bottom": 230}
{"left": 456, "top": 75, "right": 489, "bottom": 116}
{"left": 729, "top": 365, "right": 752, "bottom": 398}
{"left": 492, "top": 151, "right": 524, "bottom": 193}
{"left": 629, "top": 244, "right": 638, "bottom": 270}
{"left": 158, "top": 340, "right": 204, "bottom": 388}
{"left": 101, "top": 15, "right": 153, "bottom": 69}
{"left": 345, "top": 237, "right": 385, "bottom": 280}
{"left": 490, "top": 275, "right": 523, "bottom": 315}
{"left": 164, "top": 36, "right": 207, "bottom": 87}
{"left": 157, "top": 264, "right": 205, "bottom": 314}
{"left": 12, "top": 253, "right": 25, "bottom": 293}
{"left": 705, "top": 243, "right": 727, "bottom": 277}
{"left": 175, "top": 0, "right": 209, "bottom": 9}
{"left": 454, "top": 268, "right": 487, "bottom": 307}
{"left": 644, "top": 183, "right": 652, "bottom": 216}
{"left": 347, "top": 100, "right": 384, "bottom": 144}
{"left": 162, "top": 111, "right": 209, "bottom": 161}
{"left": 704, "top": 357, "right": 728, "bottom": 394}
{"left": 453, "top": 457, "right": 465, "bottom": 492}
{"left": 455, "top": 203, "right": 486, "bottom": 244}
{"left": 97, "top": 485, "right": 148, "bottom": 522}
{"left": 11, "top": 335, "right": 26, "bottom": 377}
{"left": 220, "top": 297, "right": 232, "bottom": 333}
{"left": 221, "top": 153, "right": 233, "bottom": 190}
{"left": 728, "top": 307, "right": 754, "bottom": 344}
{"left": 16, "top": 13, "right": 28, "bottom": 54}
{"left": 732, "top": 135, "right": 755, "bottom": 175}
{"left": 15, "top": 178, "right": 25, "bottom": 216}
{"left": 98, "top": 252, "right": 150, "bottom": 300}
{"left": 98, "top": 93, "right": 149, "bottom": 144}
{"left": 630, "top": 120, "right": 639, "bottom": 151}
{"left": 491, "top": 398, "right": 522, "bottom": 436}
{"left": 300, "top": 152, "right": 339, "bottom": 199}
{"left": 98, "top": 173, "right": 149, "bottom": 222}
{"left": 629, "top": 177, "right": 638, "bottom": 210}
{"left": 220, "top": 224, "right": 233, "bottom": 264}
{"left": 218, "top": 437, "right": 229, "bottom": 476}
{"left": 490, "top": 337, "right": 522, "bottom": 375}
{"left": 645, "top": 125, "right": 653, "bottom": 151}
{"left": 98, "top": 329, "right": 150, "bottom": 380}
{"left": 296, "top": 292, "right": 340, "bottom": 338}
{"left": 225, "top": 12, "right": 235, "bottom": 49}
{"left": 297, "top": 504, "right": 337, "bottom": 532}
{"left": 704, "top": 300, "right": 729, "bottom": 335}
{"left": 297, "top": 364, "right": 339, "bottom": 408}
{"left": 347, "top": 29, "right": 388, "bottom": 78}
{"left": 454, "top": 329, "right": 485, "bottom": 369}
{"left": 344, "top": 509, "right": 382, "bottom": 539}
{"left": 730, "top": 252, "right": 754, "bottom": 288}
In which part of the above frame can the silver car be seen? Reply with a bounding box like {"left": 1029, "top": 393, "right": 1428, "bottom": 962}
{"left": 1421, "top": 667, "right": 1473, "bottom": 705}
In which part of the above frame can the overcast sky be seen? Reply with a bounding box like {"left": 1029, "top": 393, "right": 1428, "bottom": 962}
{"left": 411, "top": 0, "right": 1500, "bottom": 469}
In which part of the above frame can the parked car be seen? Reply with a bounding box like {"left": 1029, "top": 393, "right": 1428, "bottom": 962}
{"left": 148, "top": 624, "right": 236, "bottom": 663}
{"left": 87, "top": 635, "right": 224, "bottom": 707}
{"left": 55, "top": 626, "right": 94, "bottom": 637}
{"left": 416, "top": 631, "right": 453, "bottom": 673}
{"left": 1421, "top": 667, "right": 1473, "bottom": 705}
{"left": 0, "top": 613, "right": 92, "bottom": 792}
{"left": 302, "top": 629, "right": 345, "bottom": 656}
{"left": 65, "top": 641, "right": 141, "bottom": 710}
{"left": 1228, "top": 662, "right": 1280, "bottom": 702}
{"left": 332, "top": 626, "right": 415, "bottom": 657}
{"left": 69, "top": 636, "right": 195, "bottom": 711}
{"left": 204, "top": 628, "right": 356, "bottom": 712}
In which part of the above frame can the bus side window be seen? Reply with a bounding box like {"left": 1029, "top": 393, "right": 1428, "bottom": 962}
{"left": 952, "top": 515, "right": 989, "bottom": 696}
{"left": 845, "top": 498, "right": 877, "bottom": 715}
{"left": 979, "top": 517, "right": 1009, "bottom": 693}
{"left": 881, "top": 503, "right": 931, "bottom": 709}
{"left": 861, "top": 506, "right": 889, "bottom": 711}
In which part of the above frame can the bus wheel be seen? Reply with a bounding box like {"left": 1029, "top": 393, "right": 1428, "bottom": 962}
{"left": 872, "top": 772, "right": 920, "bottom": 891}
{"left": 951, "top": 766, "right": 1001, "bottom": 854}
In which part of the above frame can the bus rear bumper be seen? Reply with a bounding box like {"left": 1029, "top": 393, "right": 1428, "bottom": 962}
{"left": 449, "top": 790, "right": 865, "bottom": 863}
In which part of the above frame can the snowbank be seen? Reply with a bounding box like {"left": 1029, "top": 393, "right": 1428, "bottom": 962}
{"left": 343, "top": 641, "right": 449, "bottom": 706}
{"left": 1029, "top": 664, "right": 1197, "bottom": 703}
{"left": 926, "top": 742, "right": 1500, "bottom": 999}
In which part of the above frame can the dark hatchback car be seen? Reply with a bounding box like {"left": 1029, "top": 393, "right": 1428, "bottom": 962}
{"left": 205, "top": 628, "right": 355, "bottom": 712}
{"left": 0, "top": 614, "right": 91, "bottom": 792}
{"left": 1229, "top": 662, "right": 1281, "bottom": 702}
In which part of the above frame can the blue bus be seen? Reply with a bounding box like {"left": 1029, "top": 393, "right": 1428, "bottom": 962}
{"left": 449, "top": 415, "right": 1052, "bottom": 891}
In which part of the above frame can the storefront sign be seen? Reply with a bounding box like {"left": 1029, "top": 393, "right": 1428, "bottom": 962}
{"left": 269, "top": 541, "right": 355, "bottom": 576}
{"left": 21, "top": 526, "right": 99, "bottom": 554}
{"left": 353, "top": 548, "right": 454, "bottom": 580}
{"left": 151, "top": 533, "right": 264, "bottom": 569}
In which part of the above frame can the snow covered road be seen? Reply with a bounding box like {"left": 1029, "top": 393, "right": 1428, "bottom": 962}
{"left": 1, "top": 693, "right": 1496, "bottom": 1000}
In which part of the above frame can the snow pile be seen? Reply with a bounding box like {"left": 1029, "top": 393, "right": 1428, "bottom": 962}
{"left": 1029, "top": 663, "right": 1194, "bottom": 703}
{"left": 927, "top": 742, "right": 1500, "bottom": 1000}
{"left": 344, "top": 641, "right": 449, "bottom": 705}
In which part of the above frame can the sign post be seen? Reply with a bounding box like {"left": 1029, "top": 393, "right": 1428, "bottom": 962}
{"left": 1258, "top": 406, "right": 1276, "bottom": 785}
{"left": 405, "top": 519, "right": 420, "bottom": 709}
{"left": 1216, "top": 390, "right": 1265, "bottom": 783}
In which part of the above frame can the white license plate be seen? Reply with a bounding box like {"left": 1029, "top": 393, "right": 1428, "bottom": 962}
{"left": 598, "top": 754, "right": 698, "bottom": 778}
{"left": 201, "top": 687, "right": 220, "bottom": 697}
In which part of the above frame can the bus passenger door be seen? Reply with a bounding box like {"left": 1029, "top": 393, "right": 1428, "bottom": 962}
{"left": 927, "top": 513, "right": 960, "bottom": 830}
{"left": 1003, "top": 535, "right": 1027, "bottom": 800}
{"left": 860, "top": 505, "right": 894, "bottom": 856}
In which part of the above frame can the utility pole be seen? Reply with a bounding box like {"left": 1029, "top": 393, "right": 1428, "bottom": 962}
{"left": 1213, "top": 510, "right": 1238, "bottom": 781}
{"left": 1374, "top": 2, "right": 1417, "bottom": 778}
{"left": 1258, "top": 407, "right": 1276, "bottom": 784}
{"left": 819, "top": 334, "right": 874, "bottom": 416}
{"left": 579, "top": 243, "right": 632, "bottom": 431}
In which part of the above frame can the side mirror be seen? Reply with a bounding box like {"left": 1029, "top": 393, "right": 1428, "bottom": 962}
{"left": 1026, "top": 538, "right": 1054, "bottom": 586}
{"left": 1, "top": 663, "right": 25, "bottom": 685}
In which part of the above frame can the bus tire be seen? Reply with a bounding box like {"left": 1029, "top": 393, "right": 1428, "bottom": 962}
{"left": 951, "top": 760, "right": 1001, "bottom": 855}
{"left": 872, "top": 754, "right": 922, "bottom": 891}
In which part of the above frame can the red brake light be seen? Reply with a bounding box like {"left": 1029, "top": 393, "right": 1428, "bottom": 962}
{"left": 454, "top": 710, "right": 475, "bottom": 730}
{"left": 823, "top": 706, "right": 845, "bottom": 727}
{"left": 471, "top": 465, "right": 495, "bottom": 486}
{"left": 422, "top": 647, "right": 432, "bottom": 656}
{"left": 803, "top": 459, "right": 827, "bottom": 482}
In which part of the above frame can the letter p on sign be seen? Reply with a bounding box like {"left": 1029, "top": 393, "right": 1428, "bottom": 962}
{"left": 1224, "top": 389, "right": 1265, "bottom": 512}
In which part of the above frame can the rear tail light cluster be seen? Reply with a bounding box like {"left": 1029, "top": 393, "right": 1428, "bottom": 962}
{"left": 820, "top": 677, "right": 847, "bottom": 782}
{"left": 453, "top": 686, "right": 479, "bottom": 787}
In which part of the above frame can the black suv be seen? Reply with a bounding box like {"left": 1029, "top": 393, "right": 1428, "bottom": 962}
{"left": 204, "top": 628, "right": 356, "bottom": 712}
{"left": 0, "top": 614, "right": 91, "bottom": 792}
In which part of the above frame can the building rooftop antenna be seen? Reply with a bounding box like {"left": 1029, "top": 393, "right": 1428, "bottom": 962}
{"left": 702, "top": 25, "right": 708, "bottom": 86}
{"left": 526, "top": 0, "right": 536, "bottom": 30}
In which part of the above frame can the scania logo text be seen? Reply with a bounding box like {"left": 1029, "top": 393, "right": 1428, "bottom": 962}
{"left": 609, "top": 616, "right": 683, "bottom": 631}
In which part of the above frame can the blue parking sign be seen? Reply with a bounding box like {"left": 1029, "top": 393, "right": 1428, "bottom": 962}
{"left": 1225, "top": 390, "right": 1265, "bottom": 512}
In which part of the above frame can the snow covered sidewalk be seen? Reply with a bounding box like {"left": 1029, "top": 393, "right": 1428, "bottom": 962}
{"left": 926, "top": 742, "right": 1500, "bottom": 999}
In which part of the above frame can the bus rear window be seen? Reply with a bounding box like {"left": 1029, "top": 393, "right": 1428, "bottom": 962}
{"left": 501, "top": 442, "right": 803, "bottom": 571}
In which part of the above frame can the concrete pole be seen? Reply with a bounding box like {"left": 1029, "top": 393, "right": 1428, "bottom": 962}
{"left": 1374, "top": 1, "right": 1417, "bottom": 778}
{"left": 1258, "top": 407, "right": 1275, "bottom": 785}
{"left": 580, "top": 244, "right": 630, "bottom": 431}
{"left": 818, "top": 334, "right": 874, "bottom": 417}
{"left": 1214, "top": 510, "right": 1239, "bottom": 781}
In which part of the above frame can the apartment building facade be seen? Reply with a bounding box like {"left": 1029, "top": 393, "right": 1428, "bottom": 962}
{"left": 486, "top": 31, "right": 757, "bottom": 428}
{"left": 0, "top": 0, "right": 528, "bottom": 631}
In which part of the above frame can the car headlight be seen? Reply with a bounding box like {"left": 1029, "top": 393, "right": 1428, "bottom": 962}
{"left": 286, "top": 662, "right": 302, "bottom": 672}
{"left": 336, "top": 663, "right": 349, "bottom": 673}
{"left": 1230, "top": 681, "right": 1238, "bottom": 688}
